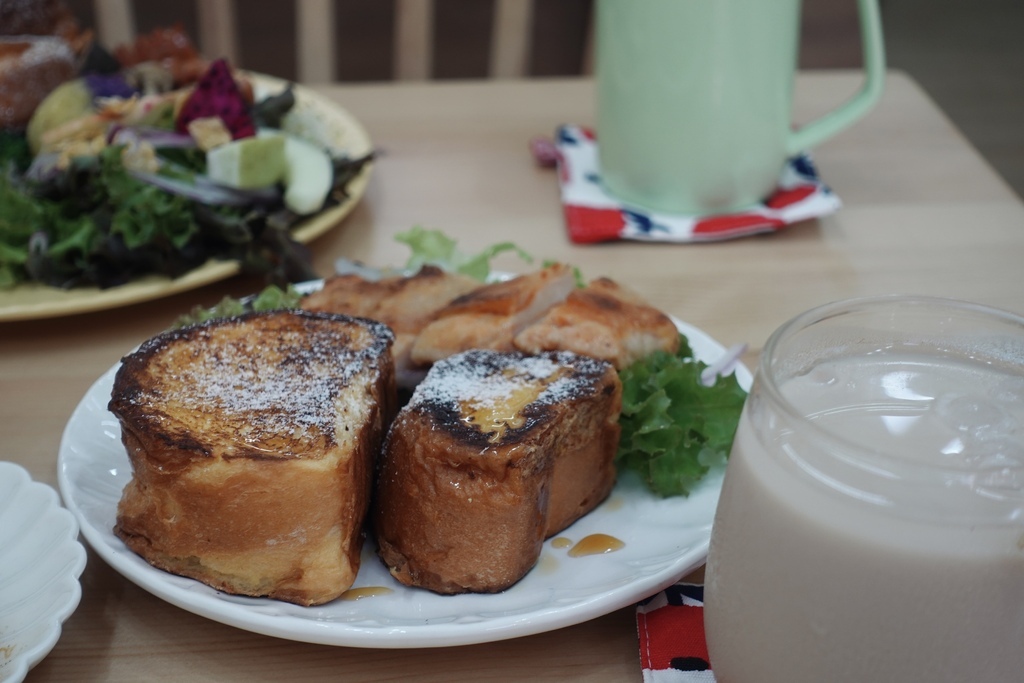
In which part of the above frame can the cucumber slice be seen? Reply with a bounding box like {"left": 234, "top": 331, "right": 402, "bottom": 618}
{"left": 282, "top": 135, "right": 333, "bottom": 215}
{"left": 206, "top": 133, "right": 286, "bottom": 189}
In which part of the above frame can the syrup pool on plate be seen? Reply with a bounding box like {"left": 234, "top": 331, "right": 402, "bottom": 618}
{"left": 704, "top": 298, "right": 1024, "bottom": 683}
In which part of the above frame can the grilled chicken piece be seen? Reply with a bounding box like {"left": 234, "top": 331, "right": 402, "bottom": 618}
{"left": 302, "top": 265, "right": 481, "bottom": 387}
{"left": 409, "top": 263, "right": 576, "bottom": 366}
{"left": 299, "top": 273, "right": 393, "bottom": 318}
{"left": 513, "top": 277, "right": 680, "bottom": 369}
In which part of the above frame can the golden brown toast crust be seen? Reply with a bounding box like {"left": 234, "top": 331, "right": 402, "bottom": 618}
{"left": 110, "top": 310, "right": 397, "bottom": 606}
{"left": 372, "top": 349, "right": 621, "bottom": 594}
{"left": 111, "top": 310, "right": 394, "bottom": 461}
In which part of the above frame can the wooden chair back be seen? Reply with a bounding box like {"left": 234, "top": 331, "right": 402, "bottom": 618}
{"left": 91, "top": 0, "right": 543, "bottom": 82}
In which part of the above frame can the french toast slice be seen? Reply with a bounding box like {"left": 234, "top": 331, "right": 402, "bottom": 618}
{"left": 408, "top": 263, "right": 577, "bottom": 367}
{"left": 373, "top": 349, "right": 621, "bottom": 594}
{"left": 513, "top": 277, "right": 681, "bottom": 369}
{"left": 109, "top": 310, "right": 396, "bottom": 606}
{"left": 302, "top": 265, "right": 481, "bottom": 388}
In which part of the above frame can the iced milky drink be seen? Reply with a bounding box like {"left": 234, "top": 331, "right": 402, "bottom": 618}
{"left": 704, "top": 298, "right": 1024, "bottom": 683}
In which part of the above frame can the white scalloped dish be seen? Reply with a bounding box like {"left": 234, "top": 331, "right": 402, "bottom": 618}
{"left": 58, "top": 317, "right": 750, "bottom": 648}
{"left": 0, "top": 463, "right": 87, "bottom": 682}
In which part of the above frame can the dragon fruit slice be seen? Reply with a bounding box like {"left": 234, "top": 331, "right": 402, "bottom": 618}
{"left": 175, "top": 59, "right": 255, "bottom": 139}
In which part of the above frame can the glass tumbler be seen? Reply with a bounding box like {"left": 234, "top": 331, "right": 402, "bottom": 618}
{"left": 703, "top": 296, "right": 1024, "bottom": 683}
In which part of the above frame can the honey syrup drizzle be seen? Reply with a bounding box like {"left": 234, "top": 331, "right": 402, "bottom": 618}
{"left": 340, "top": 586, "right": 394, "bottom": 601}
{"left": 567, "top": 533, "right": 625, "bottom": 557}
{"left": 460, "top": 367, "right": 570, "bottom": 441}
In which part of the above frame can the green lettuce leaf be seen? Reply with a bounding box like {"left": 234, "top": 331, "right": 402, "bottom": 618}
{"left": 171, "top": 283, "right": 304, "bottom": 329}
{"left": 395, "top": 226, "right": 533, "bottom": 281}
{"left": 0, "top": 174, "right": 43, "bottom": 270}
{"left": 616, "top": 335, "right": 748, "bottom": 497}
{"left": 0, "top": 130, "right": 32, "bottom": 172}
{"left": 98, "top": 146, "right": 199, "bottom": 250}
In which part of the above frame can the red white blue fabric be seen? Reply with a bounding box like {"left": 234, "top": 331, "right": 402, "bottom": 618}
{"left": 553, "top": 125, "right": 841, "bottom": 244}
{"left": 636, "top": 583, "right": 716, "bottom": 682}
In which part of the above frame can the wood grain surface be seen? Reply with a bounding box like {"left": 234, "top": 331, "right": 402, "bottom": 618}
{"left": 3, "top": 72, "right": 1023, "bottom": 682}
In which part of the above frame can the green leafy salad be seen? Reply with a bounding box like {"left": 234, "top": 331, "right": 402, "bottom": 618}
{"left": 0, "top": 58, "right": 371, "bottom": 291}
{"left": 173, "top": 227, "right": 748, "bottom": 497}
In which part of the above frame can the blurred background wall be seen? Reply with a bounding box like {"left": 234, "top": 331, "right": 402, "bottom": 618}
{"left": 59, "top": 0, "right": 1024, "bottom": 198}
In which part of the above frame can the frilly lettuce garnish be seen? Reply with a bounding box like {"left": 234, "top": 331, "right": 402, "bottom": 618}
{"left": 616, "top": 335, "right": 748, "bottom": 497}
{"left": 171, "top": 283, "right": 303, "bottom": 328}
{"left": 396, "top": 226, "right": 533, "bottom": 282}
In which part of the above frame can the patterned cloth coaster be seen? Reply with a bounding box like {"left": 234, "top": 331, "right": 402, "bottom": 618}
{"left": 636, "top": 583, "right": 716, "bottom": 683}
{"left": 549, "top": 125, "right": 841, "bottom": 244}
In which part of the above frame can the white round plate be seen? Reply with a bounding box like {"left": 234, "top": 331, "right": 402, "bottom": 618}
{"left": 57, "top": 318, "right": 750, "bottom": 648}
{"left": 0, "top": 463, "right": 87, "bottom": 682}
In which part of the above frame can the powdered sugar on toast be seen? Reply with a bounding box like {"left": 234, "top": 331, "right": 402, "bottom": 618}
{"left": 408, "top": 349, "right": 612, "bottom": 419}
{"left": 112, "top": 311, "right": 393, "bottom": 457}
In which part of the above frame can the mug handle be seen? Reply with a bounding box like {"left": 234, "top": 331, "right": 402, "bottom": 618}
{"left": 786, "top": 0, "right": 886, "bottom": 154}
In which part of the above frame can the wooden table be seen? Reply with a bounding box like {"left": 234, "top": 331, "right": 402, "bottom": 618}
{"left": 4, "top": 71, "right": 1023, "bottom": 682}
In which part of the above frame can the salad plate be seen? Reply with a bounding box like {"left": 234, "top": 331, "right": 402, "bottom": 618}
{"left": 57, "top": 309, "right": 750, "bottom": 648}
{"left": 0, "top": 462, "right": 87, "bottom": 682}
{"left": 0, "top": 73, "right": 372, "bottom": 323}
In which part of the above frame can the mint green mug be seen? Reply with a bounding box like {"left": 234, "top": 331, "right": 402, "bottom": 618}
{"left": 596, "top": 0, "right": 885, "bottom": 215}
